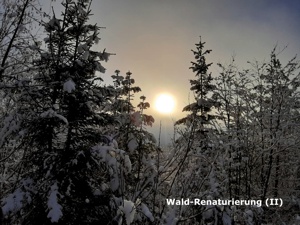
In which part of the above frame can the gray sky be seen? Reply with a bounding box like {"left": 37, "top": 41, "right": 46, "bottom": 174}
{"left": 43, "top": 0, "right": 300, "bottom": 145}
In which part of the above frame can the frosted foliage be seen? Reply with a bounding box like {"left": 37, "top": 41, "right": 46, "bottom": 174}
{"left": 1, "top": 188, "right": 24, "bottom": 215}
{"left": 128, "top": 138, "right": 138, "bottom": 153}
{"left": 91, "top": 145, "right": 132, "bottom": 191}
{"left": 119, "top": 200, "right": 136, "bottom": 225}
{"left": 222, "top": 212, "right": 232, "bottom": 225}
{"left": 63, "top": 79, "right": 76, "bottom": 93}
{"left": 244, "top": 209, "right": 253, "bottom": 224}
{"left": 111, "top": 138, "right": 118, "bottom": 149}
{"left": 40, "top": 109, "right": 68, "bottom": 124}
{"left": 124, "top": 155, "right": 132, "bottom": 174}
{"left": 92, "top": 145, "right": 119, "bottom": 182}
{"left": 208, "top": 168, "right": 220, "bottom": 197}
{"left": 202, "top": 206, "right": 214, "bottom": 221}
{"left": 47, "top": 183, "right": 63, "bottom": 223}
{"left": 110, "top": 176, "right": 119, "bottom": 192}
{"left": 165, "top": 207, "right": 178, "bottom": 225}
{"left": 141, "top": 203, "right": 154, "bottom": 222}
{"left": 0, "top": 114, "right": 20, "bottom": 147}
{"left": 92, "top": 145, "right": 131, "bottom": 169}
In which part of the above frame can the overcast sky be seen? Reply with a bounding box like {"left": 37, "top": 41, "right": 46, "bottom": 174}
{"left": 43, "top": 0, "right": 300, "bottom": 145}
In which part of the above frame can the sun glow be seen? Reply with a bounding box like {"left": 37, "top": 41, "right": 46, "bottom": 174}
{"left": 155, "top": 94, "right": 175, "bottom": 114}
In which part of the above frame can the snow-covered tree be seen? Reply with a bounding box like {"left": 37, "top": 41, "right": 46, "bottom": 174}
{"left": 245, "top": 50, "right": 300, "bottom": 223}
{"left": 107, "top": 70, "right": 158, "bottom": 224}
{"left": 176, "top": 37, "right": 220, "bottom": 151}
{"left": 1, "top": 0, "right": 120, "bottom": 224}
{"left": 0, "top": 0, "right": 42, "bottom": 203}
{"left": 170, "top": 39, "right": 300, "bottom": 224}
{"left": 163, "top": 38, "right": 229, "bottom": 224}
{"left": 213, "top": 48, "right": 300, "bottom": 224}
{"left": 1, "top": 1, "right": 159, "bottom": 224}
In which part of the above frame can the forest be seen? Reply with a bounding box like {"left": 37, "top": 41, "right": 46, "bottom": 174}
{"left": 1, "top": 0, "right": 300, "bottom": 224}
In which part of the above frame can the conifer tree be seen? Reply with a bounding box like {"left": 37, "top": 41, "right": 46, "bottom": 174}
{"left": 171, "top": 38, "right": 226, "bottom": 224}
{"left": 1, "top": 1, "right": 119, "bottom": 224}
{"left": 176, "top": 37, "right": 220, "bottom": 152}
{"left": 108, "top": 70, "right": 157, "bottom": 224}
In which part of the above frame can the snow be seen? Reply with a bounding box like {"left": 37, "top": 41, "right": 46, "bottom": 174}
{"left": 63, "top": 79, "right": 76, "bottom": 93}
{"left": 40, "top": 109, "right": 68, "bottom": 124}
{"left": 47, "top": 182, "right": 63, "bottom": 223}
{"left": 244, "top": 209, "right": 253, "bottom": 224}
{"left": 124, "top": 155, "right": 132, "bottom": 174}
{"left": 112, "top": 139, "right": 118, "bottom": 149}
{"left": 1, "top": 188, "right": 24, "bottom": 215}
{"left": 110, "top": 175, "right": 119, "bottom": 191}
{"left": 128, "top": 138, "right": 138, "bottom": 153}
{"left": 202, "top": 205, "right": 214, "bottom": 221}
{"left": 164, "top": 207, "right": 178, "bottom": 225}
{"left": 0, "top": 114, "right": 20, "bottom": 148}
{"left": 108, "top": 156, "right": 117, "bottom": 167}
{"left": 222, "top": 212, "right": 232, "bottom": 225}
{"left": 91, "top": 145, "right": 132, "bottom": 189}
{"left": 119, "top": 200, "right": 136, "bottom": 225}
{"left": 8, "top": 12, "right": 17, "bottom": 18}
{"left": 1, "top": 179, "right": 34, "bottom": 215}
{"left": 141, "top": 203, "right": 154, "bottom": 222}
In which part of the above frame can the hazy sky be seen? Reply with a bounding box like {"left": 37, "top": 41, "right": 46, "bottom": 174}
{"left": 43, "top": 0, "right": 300, "bottom": 145}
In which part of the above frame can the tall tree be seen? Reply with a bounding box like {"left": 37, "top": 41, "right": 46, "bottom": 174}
{"left": 176, "top": 37, "right": 220, "bottom": 151}
{"left": 1, "top": 0, "right": 120, "bottom": 224}
{"left": 0, "top": 0, "right": 42, "bottom": 203}
{"left": 171, "top": 38, "right": 227, "bottom": 224}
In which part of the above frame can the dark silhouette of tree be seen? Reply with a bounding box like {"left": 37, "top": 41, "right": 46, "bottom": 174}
{"left": 1, "top": 0, "right": 117, "bottom": 224}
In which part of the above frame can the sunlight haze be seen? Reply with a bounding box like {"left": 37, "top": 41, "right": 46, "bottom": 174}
{"left": 41, "top": 0, "right": 300, "bottom": 145}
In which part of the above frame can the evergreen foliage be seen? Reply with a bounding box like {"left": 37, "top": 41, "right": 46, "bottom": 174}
{"left": 176, "top": 38, "right": 220, "bottom": 152}
{"left": 2, "top": 0, "right": 119, "bottom": 224}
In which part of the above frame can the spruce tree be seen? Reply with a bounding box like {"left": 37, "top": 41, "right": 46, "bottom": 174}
{"left": 176, "top": 37, "right": 220, "bottom": 153}
{"left": 1, "top": 1, "right": 117, "bottom": 224}
{"left": 171, "top": 38, "right": 226, "bottom": 224}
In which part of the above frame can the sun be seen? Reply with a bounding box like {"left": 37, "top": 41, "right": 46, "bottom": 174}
{"left": 155, "top": 93, "right": 175, "bottom": 114}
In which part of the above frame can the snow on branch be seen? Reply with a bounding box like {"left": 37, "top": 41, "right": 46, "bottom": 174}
{"left": 1, "top": 179, "right": 34, "bottom": 215}
{"left": 91, "top": 144, "right": 132, "bottom": 191}
{"left": 1, "top": 188, "right": 24, "bottom": 215}
{"left": 40, "top": 109, "right": 68, "bottom": 124}
{"left": 119, "top": 200, "right": 136, "bottom": 225}
{"left": 47, "top": 182, "right": 63, "bottom": 223}
{"left": 63, "top": 79, "right": 76, "bottom": 93}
